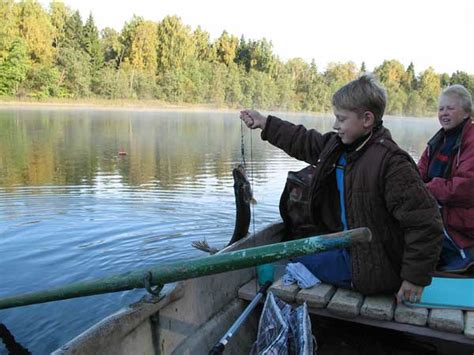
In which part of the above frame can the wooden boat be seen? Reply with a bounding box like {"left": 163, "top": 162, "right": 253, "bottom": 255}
{"left": 50, "top": 222, "right": 474, "bottom": 354}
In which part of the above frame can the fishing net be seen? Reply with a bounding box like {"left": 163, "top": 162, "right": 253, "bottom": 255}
{"left": 250, "top": 292, "right": 316, "bottom": 355}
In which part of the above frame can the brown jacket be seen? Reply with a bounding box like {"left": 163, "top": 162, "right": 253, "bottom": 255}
{"left": 263, "top": 116, "right": 443, "bottom": 295}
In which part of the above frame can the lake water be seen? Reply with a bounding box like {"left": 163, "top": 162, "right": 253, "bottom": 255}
{"left": 0, "top": 108, "right": 439, "bottom": 354}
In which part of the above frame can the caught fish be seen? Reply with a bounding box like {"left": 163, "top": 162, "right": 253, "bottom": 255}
{"left": 192, "top": 164, "right": 256, "bottom": 254}
{"left": 228, "top": 164, "right": 256, "bottom": 244}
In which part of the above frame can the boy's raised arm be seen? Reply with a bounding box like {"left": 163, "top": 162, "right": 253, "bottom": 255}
{"left": 239, "top": 109, "right": 330, "bottom": 165}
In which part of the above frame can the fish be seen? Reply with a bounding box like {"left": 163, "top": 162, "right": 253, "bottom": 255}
{"left": 192, "top": 164, "right": 256, "bottom": 254}
{"left": 228, "top": 164, "right": 256, "bottom": 245}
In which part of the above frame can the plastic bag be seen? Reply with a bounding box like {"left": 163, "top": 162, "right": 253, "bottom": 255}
{"left": 250, "top": 292, "right": 316, "bottom": 355}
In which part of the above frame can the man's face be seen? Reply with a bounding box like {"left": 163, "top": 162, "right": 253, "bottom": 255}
{"left": 332, "top": 108, "right": 372, "bottom": 145}
{"left": 438, "top": 94, "right": 468, "bottom": 131}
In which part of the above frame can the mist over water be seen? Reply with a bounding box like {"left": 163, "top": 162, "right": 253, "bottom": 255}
{"left": 0, "top": 108, "right": 439, "bottom": 353}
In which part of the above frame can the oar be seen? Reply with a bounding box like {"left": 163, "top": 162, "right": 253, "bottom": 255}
{"left": 0, "top": 227, "right": 371, "bottom": 310}
{"left": 209, "top": 281, "right": 272, "bottom": 355}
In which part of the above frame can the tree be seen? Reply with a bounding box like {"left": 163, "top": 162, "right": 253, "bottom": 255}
{"left": 193, "top": 26, "right": 216, "bottom": 62}
{"left": 95, "top": 64, "right": 129, "bottom": 99}
{"left": 405, "top": 62, "right": 416, "bottom": 90}
{"left": 82, "top": 13, "right": 103, "bottom": 93}
{"left": 249, "top": 38, "right": 276, "bottom": 74}
{"left": 273, "top": 66, "right": 296, "bottom": 111}
{"left": 224, "top": 62, "right": 243, "bottom": 105}
{"left": 235, "top": 36, "right": 250, "bottom": 70}
{"left": 156, "top": 67, "right": 190, "bottom": 102}
{"left": 54, "top": 9, "right": 92, "bottom": 97}
{"left": 156, "top": 15, "right": 194, "bottom": 72}
{"left": 324, "top": 61, "right": 358, "bottom": 94}
{"left": 180, "top": 59, "right": 212, "bottom": 103}
{"left": 374, "top": 60, "right": 408, "bottom": 114}
{"left": 120, "top": 15, "right": 143, "bottom": 65}
{"left": 83, "top": 14, "right": 103, "bottom": 70}
{"left": 375, "top": 60, "right": 406, "bottom": 86}
{"left": 439, "top": 73, "right": 450, "bottom": 88}
{"left": 207, "top": 62, "right": 226, "bottom": 104}
{"left": 303, "top": 61, "right": 330, "bottom": 112}
{"left": 418, "top": 67, "right": 441, "bottom": 113}
{"left": 101, "top": 27, "right": 123, "bottom": 66}
{"left": 0, "top": 38, "right": 29, "bottom": 95}
{"left": 250, "top": 69, "right": 277, "bottom": 109}
{"left": 215, "top": 31, "right": 238, "bottom": 66}
{"left": 56, "top": 46, "right": 91, "bottom": 97}
{"left": 285, "top": 58, "right": 309, "bottom": 92}
{"left": 128, "top": 20, "right": 157, "bottom": 73}
{"left": 405, "top": 91, "right": 424, "bottom": 116}
{"left": 49, "top": 1, "right": 70, "bottom": 50}
{"left": 17, "top": 0, "right": 55, "bottom": 65}
{"left": 63, "top": 10, "right": 83, "bottom": 50}
{"left": 450, "top": 71, "right": 474, "bottom": 96}
{"left": 0, "top": 0, "right": 20, "bottom": 61}
{"left": 235, "top": 37, "right": 276, "bottom": 74}
{"left": 120, "top": 17, "right": 158, "bottom": 95}
{"left": 23, "top": 64, "right": 61, "bottom": 98}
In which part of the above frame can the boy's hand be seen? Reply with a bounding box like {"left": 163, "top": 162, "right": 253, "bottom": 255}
{"left": 396, "top": 280, "right": 424, "bottom": 304}
{"left": 240, "top": 109, "right": 267, "bottom": 130}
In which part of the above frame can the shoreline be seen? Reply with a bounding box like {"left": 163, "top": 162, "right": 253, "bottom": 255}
{"left": 0, "top": 98, "right": 332, "bottom": 117}
{"left": 0, "top": 99, "right": 437, "bottom": 119}
{"left": 0, "top": 98, "right": 239, "bottom": 113}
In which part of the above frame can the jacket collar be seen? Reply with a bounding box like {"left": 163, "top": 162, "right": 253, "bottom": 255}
{"left": 345, "top": 126, "right": 392, "bottom": 162}
{"left": 427, "top": 117, "right": 471, "bottom": 156}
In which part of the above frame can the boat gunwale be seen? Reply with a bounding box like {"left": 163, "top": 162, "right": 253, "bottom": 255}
{"left": 52, "top": 283, "right": 184, "bottom": 354}
{"left": 52, "top": 222, "right": 286, "bottom": 354}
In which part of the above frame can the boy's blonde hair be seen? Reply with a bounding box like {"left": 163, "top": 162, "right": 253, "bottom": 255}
{"left": 332, "top": 73, "right": 387, "bottom": 123}
{"left": 441, "top": 84, "right": 472, "bottom": 115}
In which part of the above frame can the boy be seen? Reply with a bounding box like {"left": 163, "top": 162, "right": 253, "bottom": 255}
{"left": 240, "top": 74, "right": 443, "bottom": 303}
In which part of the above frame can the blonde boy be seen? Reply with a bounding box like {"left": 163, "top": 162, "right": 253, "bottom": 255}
{"left": 240, "top": 74, "right": 442, "bottom": 302}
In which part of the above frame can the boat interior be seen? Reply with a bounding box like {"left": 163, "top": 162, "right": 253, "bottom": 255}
{"left": 53, "top": 223, "right": 474, "bottom": 354}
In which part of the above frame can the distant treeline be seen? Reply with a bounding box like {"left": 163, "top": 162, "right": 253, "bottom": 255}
{"left": 1, "top": 1, "right": 473, "bottom": 115}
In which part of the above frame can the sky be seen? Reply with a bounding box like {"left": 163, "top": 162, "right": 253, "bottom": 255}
{"left": 42, "top": 0, "right": 473, "bottom": 75}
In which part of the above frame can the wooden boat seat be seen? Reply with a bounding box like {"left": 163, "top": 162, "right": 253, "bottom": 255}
{"left": 238, "top": 277, "right": 474, "bottom": 346}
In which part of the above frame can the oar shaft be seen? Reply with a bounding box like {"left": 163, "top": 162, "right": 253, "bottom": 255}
{"left": 210, "top": 281, "right": 272, "bottom": 355}
{"left": 0, "top": 228, "right": 371, "bottom": 310}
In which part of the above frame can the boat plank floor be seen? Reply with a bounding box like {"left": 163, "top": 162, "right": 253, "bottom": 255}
{"left": 238, "top": 278, "right": 474, "bottom": 346}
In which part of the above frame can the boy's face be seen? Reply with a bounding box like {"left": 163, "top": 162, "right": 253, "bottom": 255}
{"left": 332, "top": 108, "right": 373, "bottom": 145}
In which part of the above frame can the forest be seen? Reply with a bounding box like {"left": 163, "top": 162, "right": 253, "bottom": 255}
{"left": 1, "top": 0, "right": 473, "bottom": 116}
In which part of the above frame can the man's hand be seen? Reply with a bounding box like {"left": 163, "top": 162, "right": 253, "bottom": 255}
{"left": 396, "top": 280, "right": 424, "bottom": 304}
{"left": 240, "top": 109, "right": 267, "bottom": 130}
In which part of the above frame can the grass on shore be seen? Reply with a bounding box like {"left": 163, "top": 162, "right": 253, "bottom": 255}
{"left": 0, "top": 97, "right": 238, "bottom": 111}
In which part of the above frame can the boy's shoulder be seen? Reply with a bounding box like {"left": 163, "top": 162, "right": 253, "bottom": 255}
{"left": 370, "top": 131, "right": 416, "bottom": 166}
{"left": 370, "top": 129, "right": 405, "bottom": 154}
{"left": 373, "top": 136, "right": 399, "bottom": 152}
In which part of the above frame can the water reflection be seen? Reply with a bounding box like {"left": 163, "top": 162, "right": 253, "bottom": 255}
{"left": 0, "top": 108, "right": 439, "bottom": 354}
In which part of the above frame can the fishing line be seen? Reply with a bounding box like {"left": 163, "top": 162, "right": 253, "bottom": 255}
{"left": 240, "top": 115, "right": 258, "bottom": 292}
{"left": 249, "top": 128, "right": 256, "bottom": 239}
{"left": 240, "top": 120, "right": 247, "bottom": 168}
{"left": 249, "top": 127, "right": 260, "bottom": 294}
{"left": 240, "top": 116, "right": 256, "bottom": 236}
{"left": 239, "top": 118, "right": 255, "bottom": 238}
